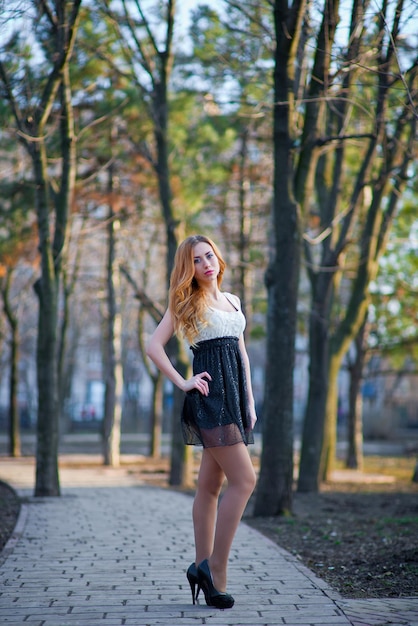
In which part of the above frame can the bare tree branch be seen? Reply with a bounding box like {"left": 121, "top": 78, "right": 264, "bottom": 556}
{"left": 38, "top": 0, "right": 57, "bottom": 29}
{"left": 119, "top": 264, "right": 164, "bottom": 324}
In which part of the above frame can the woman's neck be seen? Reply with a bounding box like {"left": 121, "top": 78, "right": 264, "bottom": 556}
{"left": 209, "top": 288, "right": 222, "bottom": 301}
{"left": 200, "top": 285, "right": 220, "bottom": 299}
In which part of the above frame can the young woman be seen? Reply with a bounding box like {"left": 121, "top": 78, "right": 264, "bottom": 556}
{"left": 146, "top": 234, "right": 257, "bottom": 609}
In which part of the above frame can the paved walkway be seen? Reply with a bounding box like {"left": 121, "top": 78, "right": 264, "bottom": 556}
{"left": 0, "top": 457, "right": 417, "bottom": 626}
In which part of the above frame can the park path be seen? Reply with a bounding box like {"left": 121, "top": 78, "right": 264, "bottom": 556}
{"left": 0, "top": 456, "right": 417, "bottom": 626}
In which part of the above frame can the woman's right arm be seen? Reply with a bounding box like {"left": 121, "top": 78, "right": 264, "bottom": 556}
{"left": 146, "top": 309, "right": 212, "bottom": 396}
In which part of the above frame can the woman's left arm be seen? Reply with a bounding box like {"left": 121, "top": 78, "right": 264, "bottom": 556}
{"left": 238, "top": 334, "right": 258, "bottom": 429}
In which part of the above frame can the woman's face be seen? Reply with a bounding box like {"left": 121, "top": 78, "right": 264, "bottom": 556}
{"left": 192, "top": 241, "right": 220, "bottom": 287}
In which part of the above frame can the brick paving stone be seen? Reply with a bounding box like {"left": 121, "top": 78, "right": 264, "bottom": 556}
{"left": 337, "top": 597, "right": 418, "bottom": 626}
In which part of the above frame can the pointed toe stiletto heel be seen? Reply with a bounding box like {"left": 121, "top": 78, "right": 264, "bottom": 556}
{"left": 197, "top": 559, "right": 235, "bottom": 609}
{"left": 186, "top": 563, "right": 200, "bottom": 604}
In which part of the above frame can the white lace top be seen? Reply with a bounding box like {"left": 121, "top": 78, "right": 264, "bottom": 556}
{"left": 193, "top": 292, "right": 246, "bottom": 343}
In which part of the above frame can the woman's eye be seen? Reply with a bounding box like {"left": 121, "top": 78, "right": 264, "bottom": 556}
{"left": 194, "top": 258, "right": 200, "bottom": 264}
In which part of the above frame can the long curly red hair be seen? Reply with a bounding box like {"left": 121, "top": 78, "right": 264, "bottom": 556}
{"left": 169, "top": 235, "right": 226, "bottom": 344}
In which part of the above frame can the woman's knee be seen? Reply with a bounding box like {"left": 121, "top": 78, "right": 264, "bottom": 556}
{"left": 250, "top": 465, "right": 257, "bottom": 491}
{"left": 241, "top": 464, "right": 257, "bottom": 496}
{"left": 197, "top": 468, "right": 224, "bottom": 497}
{"left": 222, "top": 453, "right": 256, "bottom": 496}
{"left": 197, "top": 479, "right": 223, "bottom": 499}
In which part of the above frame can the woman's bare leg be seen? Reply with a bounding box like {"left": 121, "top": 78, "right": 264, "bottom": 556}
{"left": 192, "top": 449, "right": 224, "bottom": 565}
{"left": 206, "top": 443, "right": 256, "bottom": 591}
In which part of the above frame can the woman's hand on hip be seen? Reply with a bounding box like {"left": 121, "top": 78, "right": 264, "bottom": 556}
{"left": 183, "top": 372, "right": 212, "bottom": 396}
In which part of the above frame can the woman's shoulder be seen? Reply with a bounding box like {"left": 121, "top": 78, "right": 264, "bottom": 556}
{"left": 223, "top": 292, "right": 241, "bottom": 309}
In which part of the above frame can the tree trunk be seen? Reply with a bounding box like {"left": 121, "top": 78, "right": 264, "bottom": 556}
{"left": 297, "top": 281, "right": 332, "bottom": 492}
{"left": 321, "top": 300, "right": 369, "bottom": 481}
{"left": 168, "top": 339, "right": 194, "bottom": 488}
{"left": 237, "top": 127, "right": 250, "bottom": 326}
{"left": 320, "top": 350, "right": 340, "bottom": 481}
{"left": 412, "top": 461, "right": 418, "bottom": 484}
{"left": 103, "top": 162, "right": 122, "bottom": 467}
{"left": 57, "top": 279, "right": 78, "bottom": 434}
{"left": 120, "top": 268, "right": 166, "bottom": 459}
{"left": 253, "top": 0, "right": 305, "bottom": 516}
{"left": 155, "top": 69, "right": 192, "bottom": 486}
{"left": 346, "top": 321, "right": 367, "bottom": 470}
{"left": 57, "top": 278, "right": 69, "bottom": 433}
{"left": 9, "top": 321, "right": 20, "bottom": 457}
{"left": 33, "top": 140, "right": 61, "bottom": 497}
{"left": 103, "top": 268, "right": 123, "bottom": 468}
{"left": 1, "top": 270, "right": 21, "bottom": 457}
{"left": 35, "top": 295, "right": 60, "bottom": 496}
{"left": 36, "top": 2, "right": 81, "bottom": 496}
{"left": 54, "top": 57, "right": 77, "bottom": 435}
{"left": 149, "top": 373, "right": 163, "bottom": 459}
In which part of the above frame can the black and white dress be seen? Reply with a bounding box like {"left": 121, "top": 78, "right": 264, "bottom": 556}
{"left": 181, "top": 293, "right": 254, "bottom": 448}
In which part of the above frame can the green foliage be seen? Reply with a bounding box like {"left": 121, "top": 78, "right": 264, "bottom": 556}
{"left": 169, "top": 90, "right": 237, "bottom": 216}
{"left": 369, "top": 196, "right": 418, "bottom": 363}
{"left": 250, "top": 324, "right": 266, "bottom": 340}
{"left": 185, "top": 2, "right": 273, "bottom": 112}
{"left": 0, "top": 107, "right": 36, "bottom": 267}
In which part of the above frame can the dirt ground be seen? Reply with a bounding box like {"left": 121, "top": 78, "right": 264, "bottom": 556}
{"left": 1, "top": 455, "right": 417, "bottom": 599}
{"left": 247, "top": 483, "right": 418, "bottom": 598}
{"left": 245, "top": 455, "right": 418, "bottom": 598}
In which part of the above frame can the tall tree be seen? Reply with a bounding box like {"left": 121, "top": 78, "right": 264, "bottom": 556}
{"left": 297, "top": 0, "right": 417, "bottom": 491}
{"left": 102, "top": 151, "right": 123, "bottom": 467}
{"left": 0, "top": 0, "right": 82, "bottom": 496}
{"left": 97, "top": 0, "right": 196, "bottom": 485}
{"left": 254, "top": 0, "right": 306, "bottom": 516}
{"left": 344, "top": 317, "right": 367, "bottom": 469}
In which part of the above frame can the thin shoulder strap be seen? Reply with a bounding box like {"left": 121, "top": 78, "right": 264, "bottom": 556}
{"left": 224, "top": 293, "right": 239, "bottom": 311}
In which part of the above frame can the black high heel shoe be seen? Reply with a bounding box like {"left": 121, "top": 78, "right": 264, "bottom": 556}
{"left": 186, "top": 563, "right": 200, "bottom": 604}
{"left": 197, "top": 559, "right": 235, "bottom": 609}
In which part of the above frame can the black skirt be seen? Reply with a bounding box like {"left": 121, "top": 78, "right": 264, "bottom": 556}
{"left": 181, "top": 336, "right": 254, "bottom": 448}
